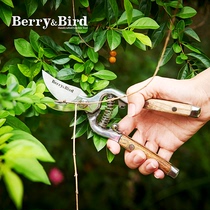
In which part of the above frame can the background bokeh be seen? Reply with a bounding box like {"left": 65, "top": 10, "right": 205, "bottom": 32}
{"left": 1, "top": 1, "right": 210, "bottom": 210}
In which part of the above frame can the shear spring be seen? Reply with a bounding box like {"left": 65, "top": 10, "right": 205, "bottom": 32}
{"left": 98, "top": 94, "right": 115, "bottom": 128}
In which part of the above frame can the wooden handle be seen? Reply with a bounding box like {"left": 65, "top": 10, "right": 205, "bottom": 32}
{"left": 144, "top": 99, "right": 201, "bottom": 118}
{"left": 119, "top": 134, "right": 179, "bottom": 178}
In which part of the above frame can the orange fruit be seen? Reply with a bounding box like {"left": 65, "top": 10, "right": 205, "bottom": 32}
{"left": 109, "top": 50, "right": 117, "bottom": 57}
{"left": 109, "top": 56, "right": 116, "bottom": 63}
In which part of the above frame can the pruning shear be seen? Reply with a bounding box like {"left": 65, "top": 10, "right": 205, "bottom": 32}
{"left": 42, "top": 70, "right": 201, "bottom": 179}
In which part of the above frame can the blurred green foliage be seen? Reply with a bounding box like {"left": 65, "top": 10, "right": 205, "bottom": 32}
{"left": 1, "top": 0, "right": 210, "bottom": 210}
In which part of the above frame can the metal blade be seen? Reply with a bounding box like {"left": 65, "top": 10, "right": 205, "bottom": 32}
{"left": 42, "top": 70, "right": 87, "bottom": 102}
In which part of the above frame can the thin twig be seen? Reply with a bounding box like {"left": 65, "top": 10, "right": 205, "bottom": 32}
{"left": 73, "top": 103, "right": 79, "bottom": 210}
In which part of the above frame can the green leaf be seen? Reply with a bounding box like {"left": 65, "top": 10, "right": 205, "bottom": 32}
{"left": 39, "top": 36, "right": 64, "bottom": 52}
{"left": 151, "top": 23, "right": 167, "bottom": 48}
{"left": 64, "top": 42, "right": 83, "bottom": 57}
{"left": 94, "top": 29, "right": 107, "bottom": 52}
{"left": 74, "top": 63, "right": 84, "bottom": 73}
{"left": 52, "top": 55, "right": 70, "bottom": 65}
{"left": 106, "top": 147, "right": 115, "bottom": 163}
{"left": 0, "top": 133, "right": 13, "bottom": 144}
{"left": 129, "top": 17, "right": 159, "bottom": 29}
{"left": 92, "top": 80, "right": 109, "bottom": 90}
{"left": 108, "top": 0, "right": 119, "bottom": 19}
{"left": 73, "top": 123, "right": 88, "bottom": 138}
{"left": 0, "top": 125, "right": 13, "bottom": 136}
{"left": 134, "top": 33, "right": 152, "bottom": 47}
{"left": 92, "top": 70, "right": 117, "bottom": 80}
{"left": 87, "top": 48, "right": 99, "bottom": 63}
{"left": 25, "top": 0, "right": 38, "bottom": 17}
{"left": 122, "top": 30, "right": 136, "bottom": 45}
{"left": 160, "top": 46, "right": 174, "bottom": 66}
{"left": 188, "top": 52, "right": 210, "bottom": 68}
{"left": 178, "top": 63, "right": 190, "bottom": 79}
{"left": 18, "top": 62, "right": 42, "bottom": 79}
{"left": 93, "top": 134, "right": 107, "bottom": 151}
{"left": 69, "top": 115, "right": 87, "bottom": 127}
{"left": 182, "top": 43, "right": 201, "bottom": 54}
{"left": 69, "top": 54, "right": 84, "bottom": 63}
{"left": 0, "top": 3, "right": 12, "bottom": 26}
{"left": 117, "top": 9, "right": 144, "bottom": 25}
{"left": 1, "top": 0, "right": 14, "bottom": 7}
{"left": 0, "top": 118, "right": 6, "bottom": 127}
{"left": 57, "top": 68, "right": 75, "bottom": 80}
{"left": 0, "top": 44, "right": 6, "bottom": 53}
{"left": 80, "top": 0, "right": 89, "bottom": 7}
{"left": 8, "top": 130, "right": 55, "bottom": 162}
{"left": 107, "top": 30, "right": 121, "bottom": 51}
{"left": 124, "top": 0, "right": 133, "bottom": 25}
{"left": 29, "top": 30, "right": 40, "bottom": 52}
{"left": 172, "top": 42, "right": 182, "bottom": 53}
{"left": 184, "top": 28, "right": 201, "bottom": 42}
{"left": 176, "top": 6, "right": 197, "bottom": 19}
{"left": 81, "top": 74, "right": 88, "bottom": 82}
{"left": 14, "top": 38, "right": 37, "bottom": 58}
{"left": 3, "top": 167, "right": 23, "bottom": 210}
{"left": 6, "top": 115, "right": 31, "bottom": 133}
{"left": 164, "top": 1, "right": 183, "bottom": 9}
{"left": 6, "top": 157, "right": 51, "bottom": 184}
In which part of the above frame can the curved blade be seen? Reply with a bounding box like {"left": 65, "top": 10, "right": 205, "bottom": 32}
{"left": 42, "top": 70, "right": 87, "bottom": 102}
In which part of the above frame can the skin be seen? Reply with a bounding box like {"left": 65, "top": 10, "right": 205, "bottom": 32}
{"left": 107, "top": 68, "right": 210, "bottom": 179}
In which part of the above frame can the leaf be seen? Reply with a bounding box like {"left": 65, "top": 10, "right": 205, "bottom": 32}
{"left": 3, "top": 167, "right": 23, "bottom": 210}
{"left": 57, "top": 68, "right": 75, "bottom": 80}
{"left": 14, "top": 38, "right": 37, "bottom": 58}
{"left": 0, "top": 133, "right": 13, "bottom": 144}
{"left": 94, "top": 29, "right": 107, "bottom": 52}
{"left": 64, "top": 42, "right": 83, "bottom": 57}
{"left": 80, "top": 0, "right": 89, "bottom": 7}
{"left": 29, "top": 30, "right": 40, "bottom": 53}
{"left": 18, "top": 62, "right": 42, "bottom": 79}
{"left": 8, "top": 130, "right": 55, "bottom": 162}
{"left": 108, "top": 0, "right": 119, "bottom": 19}
{"left": 184, "top": 28, "right": 201, "bottom": 42}
{"left": 92, "top": 70, "right": 117, "bottom": 80}
{"left": 188, "top": 52, "right": 210, "bottom": 68}
{"left": 0, "top": 3, "right": 12, "bottom": 26}
{"left": 39, "top": 36, "right": 64, "bottom": 52}
{"left": 1, "top": 0, "right": 14, "bottom": 7}
{"left": 107, "top": 30, "right": 121, "bottom": 51}
{"left": 182, "top": 43, "right": 201, "bottom": 54}
{"left": 25, "top": 0, "right": 39, "bottom": 17}
{"left": 129, "top": 17, "right": 159, "bottom": 29}
{"left": 117, "top": 9, "right": 144, "bottom": 25}
{"left": 124, "top": 0, "right": 133, "bottom": 25}
{"left": 151, "top": 22, "right": 167, "bottom": 48}
{"left": 6, "top": 115, "right": 31, "bottom": 133}
{"left": 81, "top": 74, "right": 88, "bottom": 82}
{"left": 172, "top": 42, "right": 182, "bottom": 53}
{"left": 122, "top": 30, "right": 136, "bottom": 45}
{"left": 0, "top": 125, "right": 13, "bottom": 136}
{"left": 6, "top": 157, "right": 51, "bottom": 184}
{"left": 69, "top": 55, "right": 84, "bottom": 63}
{"left": 178, "top": 63, "right": 190, "bottom": 79}
{"left": 0, "top": 44, "right": 6, "bottom": 53}
{"left": 74, "top": 63, "right": 84, "bottom": 73}
{"left": 160, "top": 46, "right": 174, "bottom": 66}
{"left": 69, "top": 115, "right": 87, "bottom": 127}
{"left": 106, "top": 147, "right": 115, "bottom": 163}
{"left": 176, "top": 6, "right": 197, "bottom": 19}
{"left": 52, "top": 55, "right": 70, "bottom": 65}
{"left": 73, "top": 123, "right": 88, "bottom": 138}
{"left": 92, "top": 80, "right": 109, "bottom": 90}
{"left": 87, "top": 48, "right": 99, "bottom": 63}
{"left": 93, "top": 134, "right": 107, "bottom": 151}
{"left": 134, "top": 33, "right": 152, "bottom": 47}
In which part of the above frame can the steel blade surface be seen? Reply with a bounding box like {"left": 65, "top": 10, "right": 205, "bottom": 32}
{"left": 42, "top": 70, "right": 86, "bottom": 102}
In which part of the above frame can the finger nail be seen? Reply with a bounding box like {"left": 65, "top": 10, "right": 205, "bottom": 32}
{"left": 146, "top": 162, "right": 157, "bottom": 171}
{"left": 128, "top": 103, "right": 136, "bottom": 117}
{"left": 133, "top": 154, "right": 145, "bottom": 165}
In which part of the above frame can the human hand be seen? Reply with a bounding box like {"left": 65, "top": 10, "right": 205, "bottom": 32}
{"left": 107, "top": 69, "right": 210, "bottom": 179}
